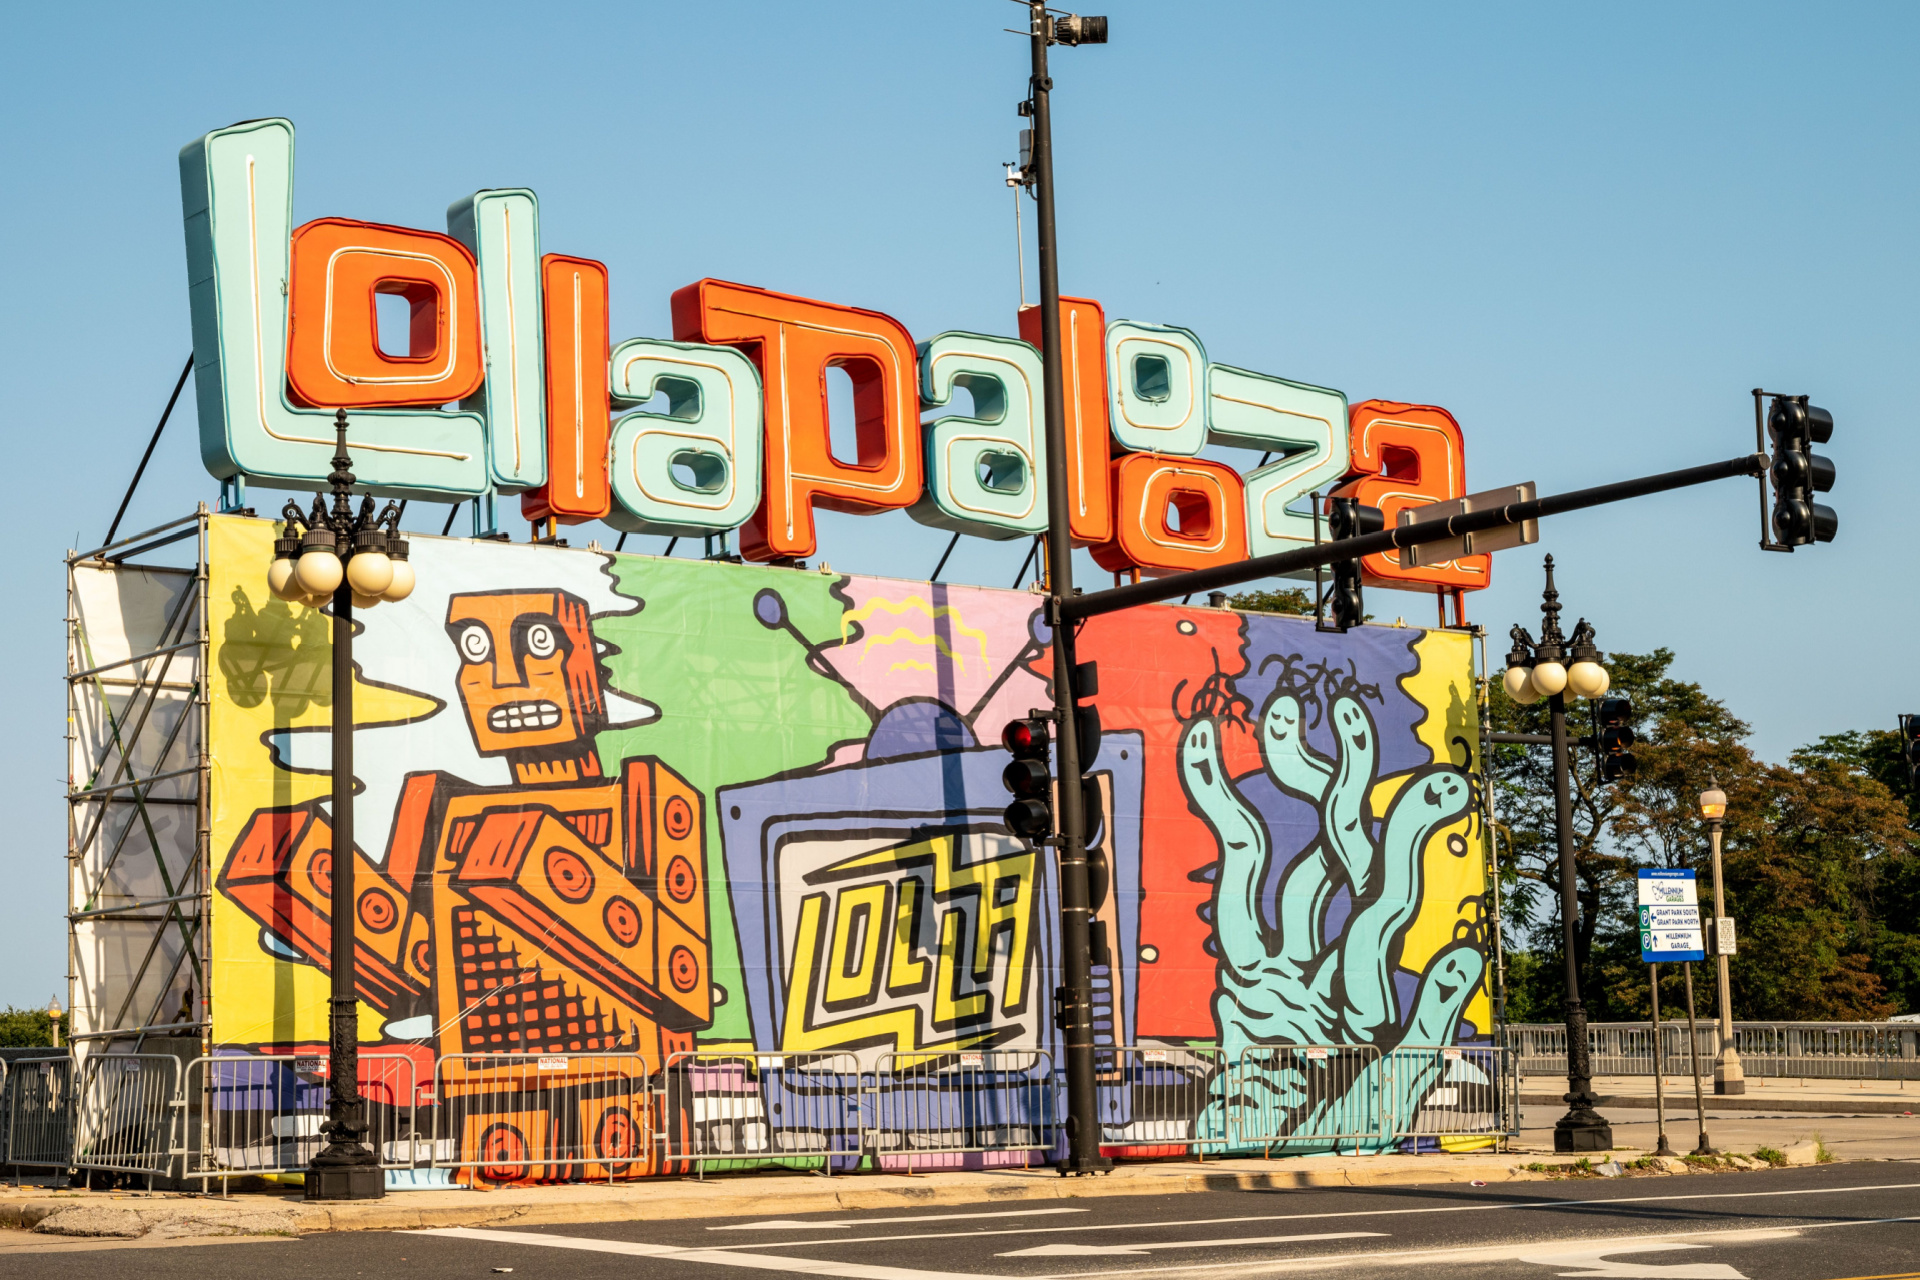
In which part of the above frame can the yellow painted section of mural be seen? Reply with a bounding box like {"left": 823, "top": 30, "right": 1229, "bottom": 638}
{"left": 208, "top": 516, "right": 438, "bottom": 1047}
{"left": 1400, "top": 627, "right": 1490, "bottom": 1035}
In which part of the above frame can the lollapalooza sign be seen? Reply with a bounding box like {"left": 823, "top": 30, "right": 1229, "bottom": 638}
{"left": 181, "top": 117, "right": 1488, "bottom": 586}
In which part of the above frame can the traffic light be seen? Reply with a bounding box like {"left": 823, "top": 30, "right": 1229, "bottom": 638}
{"left": 1594, "top": 697, "right": 1638, "bottom": 783}
{"left": 1899, "top": 715, "right": 1920, "bottom": 797}
{"left": 1767, "top": 396, "right": 1837, "bottom": 548}
{"left": 1325, "top": 497, "right": 1385, "bottom": 632}
{"left": 1001, "top": 717, "right": 1054, "bottom": 838}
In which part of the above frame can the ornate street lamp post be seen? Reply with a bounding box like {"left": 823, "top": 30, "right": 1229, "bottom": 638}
{"left": 265, "top": 409, "right": 415, "bottom": 1200}
{"left": 1698, "top": 782, "right": 1744, "bottom": 1094}
{"left": 1504, "top": 555, "right": 1615, "bottom": 1153}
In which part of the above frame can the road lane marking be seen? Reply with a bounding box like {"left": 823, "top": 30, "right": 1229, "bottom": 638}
{"left": 698, "top": 1181, "right": 1920, "bottom": 1252}
{"left": 410, "top": 1227, "right": 984, "bottom": 1280}
{"left": 1517, "top": 1239, "right": 1744, "bottom": 1278}
{"left": 716, "top": 1209, "right": 1087, "bottom": 1230}
{"left": 1018, "top": 1215, "right": 1920, "bottom": 1279}
{"left": 998, "top": 1231, "right": 1385, "bottom": 1257}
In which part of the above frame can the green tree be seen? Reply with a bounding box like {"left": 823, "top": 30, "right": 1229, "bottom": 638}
{"left": 1491, "top": 647, "right": 1752, "bottom": 1023}
{"left": 1492, "top": 646, "right": 1919, "bottom": 1024}
{"left": 1738, "top": 736, "right": 1917, "bottom": 1018}
{"left": 1228, "top": 586, "right": 1313, "bottom": 616}
{"left": 0, "top": 1007, "right": 63, "bottom": 1047}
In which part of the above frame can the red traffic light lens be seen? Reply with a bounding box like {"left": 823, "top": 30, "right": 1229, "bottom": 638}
{"left": 1002, "top": 718, "right": 1048, "bottom": 755}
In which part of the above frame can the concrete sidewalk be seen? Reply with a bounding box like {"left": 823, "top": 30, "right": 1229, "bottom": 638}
{"left": 0, "top": 1140, "right": 1861, "bottom": 1242}
{"left": 1519, "top": 1074, "right": 1920, "bottom": 1113}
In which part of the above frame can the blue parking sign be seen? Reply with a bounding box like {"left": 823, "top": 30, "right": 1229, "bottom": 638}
{"left": 1638, "top": 868, "right": 1705, "bottom": 962}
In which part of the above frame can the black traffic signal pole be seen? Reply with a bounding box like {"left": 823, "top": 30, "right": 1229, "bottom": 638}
{"left": 1060, "top": 452, "right": 1769, "bottom": 624}
{"left": 1025, "top": 0, "right": 1111, "bottom": 1175}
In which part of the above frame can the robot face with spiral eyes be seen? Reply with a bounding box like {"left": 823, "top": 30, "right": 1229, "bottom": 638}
{"left": 446, "top": 590, "right": 608, "bottom": 783}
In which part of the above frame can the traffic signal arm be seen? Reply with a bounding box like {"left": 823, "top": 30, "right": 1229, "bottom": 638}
{"left": 1061, "top": 451, "right": 1769, "bottom": 624}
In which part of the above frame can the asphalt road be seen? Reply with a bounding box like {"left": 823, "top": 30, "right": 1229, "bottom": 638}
{"left": 6, "top": 1162, "right": 1917, "bottom": 1279}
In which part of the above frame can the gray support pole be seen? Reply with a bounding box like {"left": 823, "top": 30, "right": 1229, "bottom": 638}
{"left": 1026, "top": 0, "right": 1107, "bottom": 1176}
{"left": 1683, "top": 961, "right": 1713, "bottom": 1155}
{"left": 1708, "top": 818, "right": 1745, "bottom": 1094}
{"left": 1650, "top": 963, "right": 1675, "bottom": 1156}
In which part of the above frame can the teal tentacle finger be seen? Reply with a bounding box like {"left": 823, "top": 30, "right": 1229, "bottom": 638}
{"left": 1373, "top": 943, "right": 1487, "bottom": 1147}
{"left": 1321, "top": 697, "right": 1377, "bottom": 890}
{"left": 1179, "top": 717, "right": 1271, "bottom": 978}
{"left": 1275, "top": 843, "right": 1336, "bottom": 978}
{"left": 1338, "top": 767, "right": 1472, "bottom": 1042}
{"left": 1258, "top": 693, "right": 1332, "bottom": 803}
{"left": 1403, "top": 941, "right": 1485, "bottom": 1046}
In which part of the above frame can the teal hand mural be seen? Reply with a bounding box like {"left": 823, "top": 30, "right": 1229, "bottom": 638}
{"left": 1180, "top": 663, "right": 1483, "bottom": 1150}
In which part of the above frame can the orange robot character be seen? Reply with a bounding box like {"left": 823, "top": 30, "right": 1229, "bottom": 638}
{"left": 220, "top": 589, "right": 711, "bottom": 1178}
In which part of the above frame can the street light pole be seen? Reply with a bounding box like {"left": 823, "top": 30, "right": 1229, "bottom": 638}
{"left": 1699, "top": 783, "right": 1743, "bottom": 1094}
{"left": 1506, "top": 557, "right": 1614, "bottom": 1153}
{"left": 1023, "top": 0, "right": 1110, "bottom": 1176}
{"left": 267, "top": 410, "right": 416, "bottom": 1201}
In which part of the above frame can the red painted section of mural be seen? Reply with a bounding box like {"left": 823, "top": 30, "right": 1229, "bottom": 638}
{"left": 1032, "top": 607, "right": 1259, "bottom": 1038}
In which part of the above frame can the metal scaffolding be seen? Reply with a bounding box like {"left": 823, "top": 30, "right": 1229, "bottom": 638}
{"left": 66, "top": 509, "right": 210, "bottom": 1054}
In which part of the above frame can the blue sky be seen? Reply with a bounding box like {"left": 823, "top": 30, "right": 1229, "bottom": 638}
{"left": 2, "top": 2, "right": 1913, "bottom": 1006}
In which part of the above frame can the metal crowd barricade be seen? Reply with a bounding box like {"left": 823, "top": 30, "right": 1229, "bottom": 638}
{"left": 183, "top": 1053, "right": 421, "bottom": 1188}
{"left": 1510, "top": 1022, "right": 1920, "bottom": 1082}
{"left": 660, "top": 1051, "right": 860, "bottom": 1178}
{"left": 1736, "top": 1024, "right": 1920, "bottom": 1081}
{"left": 6, "top": 1056, "right": 71, "bottom": 1169}
{"left": 1230, "top": 1045, "right": 1383, "bottom": 1154}
{"left": 1092, "top": 1046, "right": 1228, "bottom": 1155}
{"left": 867, "top": 1050, "right": 1056, "bottom": 1174}
{"left": 71, "top": 1053, "right": 182, "bottom": 1178}
{"left": 433, "top": 1052, "right": 651, "bottom": 1183}
{"left": 1381, "top": 1045, "right": 1508, "bottom": 1147}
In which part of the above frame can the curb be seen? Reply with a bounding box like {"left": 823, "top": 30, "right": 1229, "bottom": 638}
{"left": 3, "top": 1156, "right": 1550, "bottom": 1238}
{"left": 1519, "top": 1092, "right": 1918, "bottom": 1115}
{"left": 8, "top": 1148, "right": 1827, "bottom": 1240}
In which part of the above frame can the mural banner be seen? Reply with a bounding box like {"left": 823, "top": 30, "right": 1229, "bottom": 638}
{"left": 206, "top": 515, "right": 1492, "bottom": 1174}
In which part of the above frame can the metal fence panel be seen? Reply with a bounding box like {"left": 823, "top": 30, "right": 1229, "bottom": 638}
{"left": 1230, "top": 1045, "right": 1383, "bottom": 1152}
{"left": 661, "top": 1051, "right": 860, "bottom": 1177}
{"left": 1511, "top": 1022, "right": 1920, "bottom": 1081}
{"left": 867, "top": 1050, "right": 1055, "bottom": 1173}
{"left": 1093, "top": 1046, "right": 1227, "bottom": 1153}
{"left": 183, "top": 1053, "right": 421, "bottom": 1184}
{"left": 434, "top": 1053, "right": 650, "bottom": 1182}
{"left": 1382, "top": 1046, "right": 1508, "bottom": 1143}
{"left": 1736, "top": 1024, "right": 1920, "bottom": 1080}
{"left": 72, "top": 1053, "right": 181, "bottom": 1176}
{"left": 6, "top": 1056, "right": 73, "bottom": 1168}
